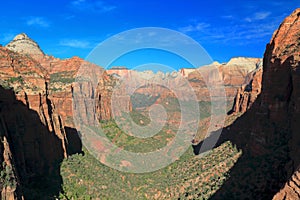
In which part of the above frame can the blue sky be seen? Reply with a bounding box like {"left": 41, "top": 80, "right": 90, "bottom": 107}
{"left": 0, "top": 0, "right": 299, "bottom": 69}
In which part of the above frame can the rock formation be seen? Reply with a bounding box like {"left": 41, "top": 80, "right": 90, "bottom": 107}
{"left": 4, "top": 33, "right": 119, "bottom": 130}
{"left": 0, "top": 85, "right": 65, "bottom": 199}
{"left": 199, "top": 8, "right": 300, "bottom": 199}
{"left": 273, "top": 167, "right": 300, "bottom": 200}
{"left": 231, "top": 66, "right": 263, "bottom": 113}
{"left": 262, "top": 7, "right": 300, "bottom": 170}
{"left": 104, "top": 58, "right": 261, "bottom": 104}
{"left": 188, "top": 57, "right": 262, "bottom": 101}
{"left": 2, "top": 8, "right": 299, "bottom": 198}
{"left": 5, "top": 33, "right": 44, "bottom": 60}
{"left": 106, "top": 66, "right": 132, "bottom": 78}
{"left": 0, "top": 46, "right": 83, "bottom": 198}
{"left": 0, "top": 46, "right": 69, "bottom": 155}
{"left": 265, "top": 8, "right": 300, "bottom": 200}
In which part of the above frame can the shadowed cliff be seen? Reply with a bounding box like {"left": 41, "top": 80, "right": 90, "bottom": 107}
{"left": 194, "top": 8, "right": 300, "bottom": 199}
{"left": 0, "top": 85, "right": 81, "bottom": 199}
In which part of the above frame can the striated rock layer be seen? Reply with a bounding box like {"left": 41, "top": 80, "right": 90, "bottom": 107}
{"left": 0, "top": 46, "right": 82, "bottom": 198}
{"left": 0, "top": 85, "right": 65, "bottom": 199}
{"left": 231, "top": 66, "right": 263, "bottom": 113}
{"left": 188, "top": 57, "right": 262, "bottom": 101}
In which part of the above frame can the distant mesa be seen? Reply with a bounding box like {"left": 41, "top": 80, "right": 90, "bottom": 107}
{"left": 209, "top": 61, "right": 221, "bottom": 66}
{"left": 226, "top": 57, "right": 262, "bottom": 67}
{"left": 109, "top": 66, "right": 128, "bottom": 70}
{"left": 179, "top": 68, "right": 196, "bottom": 77}
{"left": 5, "top": 33, "right": 44, "bottom": 58}
{"left": 106, "top": 66, "right": 130, "bottom": 77}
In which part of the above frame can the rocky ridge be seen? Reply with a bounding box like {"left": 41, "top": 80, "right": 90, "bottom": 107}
{"left": 188, "top": 57, "right": 262, "bottom": 101}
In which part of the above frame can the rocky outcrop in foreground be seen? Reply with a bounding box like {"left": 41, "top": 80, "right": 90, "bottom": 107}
{"left": 273, "top": 167, "right": 300, "bottom": 200}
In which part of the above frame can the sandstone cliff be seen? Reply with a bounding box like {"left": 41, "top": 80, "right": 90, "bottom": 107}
{"left": 0, "top": 46, "right": 81, "bottom": 198}
{"left": 265, "top": 8, "right": 300, "bottom": 200}
{"left": 201, "top": 8, "right": 300, "bottom": 199}
{"left": 230, "top": 66, "right": 263, "bottom": 113}
{"left": 0, "top": 85, "right": 65, "bottom": 199}
{"left": 188, "top": 57, "right": 262, "bottom": 101}
{"left": 3, "top": 33, "right": 119, "bottom": 130}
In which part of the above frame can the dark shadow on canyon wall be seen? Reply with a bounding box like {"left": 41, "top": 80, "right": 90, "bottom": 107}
{"left": 65, "top": 126, "right": 84, "bottom": 156}
{"left": 0, "top": 86, "right": 82, "bottom": 199}
{"left": 193, "top": 56, "right": 299, "bottom": 199}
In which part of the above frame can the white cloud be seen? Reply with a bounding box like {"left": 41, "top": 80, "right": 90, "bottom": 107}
{"left": 179, "top": 23, "right": 210, "bottom": 33}
{"left": 245, "top": 11, "right": 271, "bottom": 22}
{"left": 26, "top": 17, "right": 50, "bottom": 28}
{"left": 178, "top": 13, "right": 281, "bottom": 46}
{"left": 60, "top": 39, "right": 91, "bottom": 48}
{"left": 70, "top": 0, "right": 116, "bottom": 13}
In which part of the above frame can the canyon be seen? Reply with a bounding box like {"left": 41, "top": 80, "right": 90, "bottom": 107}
{"left": 0, "top": 8, "right": 299, "bottom": 199}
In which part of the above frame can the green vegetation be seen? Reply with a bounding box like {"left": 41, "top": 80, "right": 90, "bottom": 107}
{"left": 0, "top": 162, "right": 17, "bottom": 188}
{"left": 50, "top": 87, "right": 63, "bottom": 92}
{"left": 99, "top": 119, "right": 176, "bottom": 153}
{"left": 7, "top": 76, "right": 24, "bottom": 84}
{"left": 60, "top": 141, "right": 241, "bottom": 199}
{"left": 0, "top": 77, "right": 24, "bottom": 90}
{"left": 131, "top": 93, "right": 160, "bottom": 109}
{"left": 50, "top": 71, "right": 76, "bottom": 84}
{"left": 60, "top": 99, "right": 241, "bottom": 199}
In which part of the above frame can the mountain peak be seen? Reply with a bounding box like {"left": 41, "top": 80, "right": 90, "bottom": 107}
{"left": 6, "top": 33, "right": 44, "bottom": 58}
{"left": 13, "top": 33, "right": 29, "bottom": 40}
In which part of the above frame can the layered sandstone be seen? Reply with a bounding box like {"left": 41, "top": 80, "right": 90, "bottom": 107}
{"left": 3, "top": 33, "right": 107, "bottom": 128}
{"left": 0, "top": 85, "right": 65, "bottom": 199}
{"left": 188, "top": 57, "right": 262, "bottom": 101}
{"left": 231, "top": 66, "right": 263, "bottom": 113}
{"left": 0, "top": 46, "right": 69, "bottom": 152}
{"left": 0, "top": 45, "right": 87, "bottom": 198}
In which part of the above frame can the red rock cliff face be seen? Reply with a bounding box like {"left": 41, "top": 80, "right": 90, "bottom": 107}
{"left": 5, "top": 33, "right": 119, "bottom": 129}
{"left": 0, "top": 47, "right": 69, "bottom": 157}
{"left": 231, "top": 66, "right": 263, "bottom": 113}
{"left": 261, "top": 8, "right": 300, "bottom": 168}
{"left": 227, "top": 8, "right": 300, "bottom": 167}
{"left": 207, "top": 8, "right": 300, "bottom": 200}
{"left": 0, "top": 85, "right": 65, "bottom": 199}
{"left": 95, "top": 71, "right": 133, "bottom": 121}
{"left": 0, "top": 46, "right": 81, "bottom": 198}
{"left": 263, "top": 8, "right": 300, "bottom": 200}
